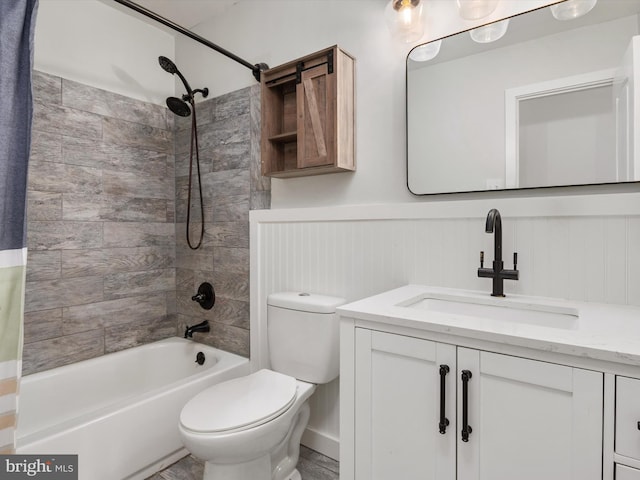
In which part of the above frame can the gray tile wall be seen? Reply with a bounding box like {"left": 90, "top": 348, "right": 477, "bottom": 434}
{"left": 24, "top": 72, "right": 267, "bottom": 375}
{"left": 24, "top": 71, "right": 176, "bottom": 375}
{"left": 174, "top": 85, "right": 268, "bottom": 358}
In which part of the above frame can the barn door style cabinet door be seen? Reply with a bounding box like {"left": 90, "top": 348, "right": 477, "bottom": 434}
{"left": 261, "top": 45, "right": 355, "bottom": 178}
{"left": 349, "top": 328, "right": 603, "bottom": 480}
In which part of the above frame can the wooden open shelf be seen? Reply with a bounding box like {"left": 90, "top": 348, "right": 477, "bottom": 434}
{"left": 268, "top": 131, "right": 298, "bottom": 143}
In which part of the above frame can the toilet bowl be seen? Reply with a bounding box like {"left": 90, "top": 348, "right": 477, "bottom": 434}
{"left": 179, "top": 292, "right": 345, "bottom": 480}
{"left": 179, "top": 369, "right": 315, "bottom": 480}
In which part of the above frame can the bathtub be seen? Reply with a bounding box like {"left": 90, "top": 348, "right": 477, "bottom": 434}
{"left": 16, "top": 337, "right": 250, "bottom": 480}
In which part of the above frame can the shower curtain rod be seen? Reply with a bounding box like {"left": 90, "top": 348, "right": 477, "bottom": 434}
{"left": 112, "top": 0, "right": 268, "bottom": 81}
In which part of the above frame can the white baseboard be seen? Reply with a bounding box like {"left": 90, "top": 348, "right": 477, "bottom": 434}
{"left": 301, "top": 426, "right": 339, "bottom": 461}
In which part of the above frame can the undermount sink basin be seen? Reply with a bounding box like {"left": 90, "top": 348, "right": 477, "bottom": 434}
{"left": 401, "top": 295, "right": 579, "bottom": 330}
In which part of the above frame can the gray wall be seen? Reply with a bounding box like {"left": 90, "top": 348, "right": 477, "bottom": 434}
{"left": 174, "top": 84, "right": 266, "bottom": 358}
{"left": 23, "top": 72, "right": 265, "bottom": 375}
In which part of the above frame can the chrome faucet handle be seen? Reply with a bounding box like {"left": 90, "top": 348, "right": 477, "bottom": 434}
{"left": 191, "top": 293, "right": 205, "bottom": 302}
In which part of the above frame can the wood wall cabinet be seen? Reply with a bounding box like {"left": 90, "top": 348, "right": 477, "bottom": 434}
{"left": 260, "top": 46, "right": 355, "bottom": 178}
{"left": 347, "top": 328, "right": 603, "bottom": 480}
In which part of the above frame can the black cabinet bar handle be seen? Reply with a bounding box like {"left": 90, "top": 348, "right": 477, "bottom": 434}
{"left": 439, "top": 364, "right": 450, "bottom": 434}
{"left": 461, "top": 370, "right": 473, "bottom": 442}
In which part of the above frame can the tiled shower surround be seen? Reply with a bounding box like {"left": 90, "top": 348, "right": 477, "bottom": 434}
{"left": 24, "top": 71, "right": 266, "bottom": 375}
{"left": 173, "top": 83, "right": 267, "bottom": 358}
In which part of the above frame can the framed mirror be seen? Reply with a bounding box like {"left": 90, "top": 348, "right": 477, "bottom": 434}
{"left": 407, "top": 0, "right": 640, "bottom": 195}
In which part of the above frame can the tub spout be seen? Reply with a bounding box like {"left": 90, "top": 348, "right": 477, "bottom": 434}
{"left": 184, "top": 320, "right": 210, "bottom": 338}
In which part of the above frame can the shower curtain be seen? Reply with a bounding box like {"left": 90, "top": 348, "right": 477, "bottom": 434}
{"left": 0, "top": 0, "right": 39, "bottom": 453}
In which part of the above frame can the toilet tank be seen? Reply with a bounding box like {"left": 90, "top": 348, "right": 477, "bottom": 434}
{"left": 267, "top": 292, "right": 345, "bottom": 384}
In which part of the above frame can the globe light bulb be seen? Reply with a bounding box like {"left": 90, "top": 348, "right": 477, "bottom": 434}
{"left": 385, "top": 0, "right": 424, "bottom": 44}
{"left": 550, "top": 0, "right": 597, "bottom": 21}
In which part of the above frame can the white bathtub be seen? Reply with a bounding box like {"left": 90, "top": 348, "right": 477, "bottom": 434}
{"left": 17, "top": 337, "right": 250, "bottom": 480}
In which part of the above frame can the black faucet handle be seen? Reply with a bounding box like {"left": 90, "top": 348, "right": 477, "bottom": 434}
{"left": 480, "top": 251, "right": 484, "bottom": 268}
{"left": 192, "top": 282, "right": 215, "bottom": 310}
{"left": 513, "top": 252, "right": 518, "bottom": 269}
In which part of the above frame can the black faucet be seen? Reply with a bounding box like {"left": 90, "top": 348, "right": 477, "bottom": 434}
{"left": 477, "top": 208, "right": 518, "bottom": 297}
{"left": 184, "top": 320, "right": 210, "bottom": 339}
{"left": 191, "top": 282, "right": 215, "bottom": 310}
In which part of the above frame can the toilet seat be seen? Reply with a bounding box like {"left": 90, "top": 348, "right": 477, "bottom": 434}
{"left": 180, "top": 369, "right": 297, "bottom": 434}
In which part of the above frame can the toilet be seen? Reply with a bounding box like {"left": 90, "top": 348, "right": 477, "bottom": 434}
{"left": 179, "top": 292, "right": 345, "bottom": 480}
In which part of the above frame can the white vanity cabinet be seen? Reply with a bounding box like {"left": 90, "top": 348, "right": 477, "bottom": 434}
{"left": 339, "top": 285, "right": 640, "bottom": 480}
{"left": 346, "top": 327, "right": 603, "bottom": 480}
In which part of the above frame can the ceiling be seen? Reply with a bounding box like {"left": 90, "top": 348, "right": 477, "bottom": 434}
{"left": 130, "top": 0, "right": 239, "bottom": 28}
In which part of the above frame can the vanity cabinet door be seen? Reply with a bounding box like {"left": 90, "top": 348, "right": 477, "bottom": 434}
{"left": 354, "top": 329, "right": 456, "bottom": 480}
{"left": 615, "top": 376, "right": 640, "bottom": 461}
{"left": 457, "top": 348, "right": 603, "bottom": 480}
{"left": 617, "top": 465, "right": 640, "bottom": 480}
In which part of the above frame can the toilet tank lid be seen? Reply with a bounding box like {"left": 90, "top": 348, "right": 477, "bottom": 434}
{"left": 268, "top": 292, "right": 346, "bottom": 314}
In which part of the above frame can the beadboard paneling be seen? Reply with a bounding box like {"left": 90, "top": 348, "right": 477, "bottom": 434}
{"left": 251, "top": 199, "right": 640, "bottom": 459}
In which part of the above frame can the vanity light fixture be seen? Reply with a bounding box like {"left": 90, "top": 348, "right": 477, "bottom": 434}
{"left": 409, "top": 40, "right": 442, "bottom": 62}
{"left": 385, "top": 0, "right": 424, "bottom": 43}
{"left": 469, "top": 18, "right": 509, "bottom": 43}
{"left": 456, "top": 0, "right": 499, "bottom": 21}
{"left": 550, "top": 0, "right": 597, "bottom": 21}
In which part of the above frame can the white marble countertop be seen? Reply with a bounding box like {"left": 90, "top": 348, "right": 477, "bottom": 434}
{"left": 338, "top": 284, "right": 640, "bottom": 367}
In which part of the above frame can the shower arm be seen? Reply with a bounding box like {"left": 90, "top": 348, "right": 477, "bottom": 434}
{"left": 112, "top": 0, "right": 269, "bottom": 82}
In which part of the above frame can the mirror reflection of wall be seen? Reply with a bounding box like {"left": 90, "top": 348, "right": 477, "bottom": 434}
{"left": 407, "top": 0, "right": 640, "bottom": 195}
{"left": 518, "top": 83, "right": 616, "bottom": 188}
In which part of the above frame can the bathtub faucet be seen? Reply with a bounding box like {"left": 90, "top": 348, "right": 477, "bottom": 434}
{"left": 184, "top": 320, "right": 210, "bottom": 339}
{"left": 191, "top": 282, "right": 215, "bottom": 310}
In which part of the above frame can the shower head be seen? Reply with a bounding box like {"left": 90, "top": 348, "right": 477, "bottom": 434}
{"left": 158, "top": 55, "right": 193, "bottom": 99}
{"left": 159, "top": 55, "right": 209, "bottom": 117}
{"left": 166, "top": 96, "right": 191, "bottom": 117}
{"left": 158, "top": 56, "right": 178, "bottom": 75}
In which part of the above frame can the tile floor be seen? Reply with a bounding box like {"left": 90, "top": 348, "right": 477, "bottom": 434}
{"left": 147, "top": 445, "right": 339, "bottom": 480}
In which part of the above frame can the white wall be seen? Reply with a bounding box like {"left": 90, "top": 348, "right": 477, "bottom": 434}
{"left": 519, "top": 85, "right": 616, "bottom": 187}
{"left": 34, "top": 0, "right": 175, "bottom": 105}
{"left": 179, "top": 0, "right": 559, "bottom": 207}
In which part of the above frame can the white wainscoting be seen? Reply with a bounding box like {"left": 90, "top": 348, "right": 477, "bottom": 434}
{"left": 250, "top": 193, "right": 640, "bottom": 460}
